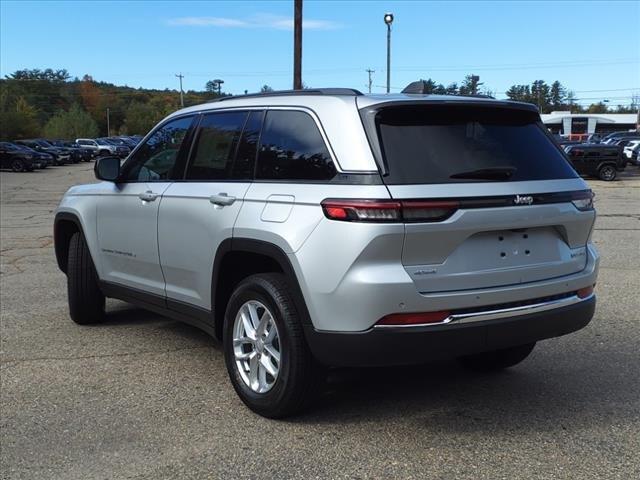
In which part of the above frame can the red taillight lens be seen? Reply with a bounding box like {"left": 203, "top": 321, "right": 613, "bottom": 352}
{"left": 377, "top": 310, "right": 451, "bottom": 326}
{"left": 577, "top": 285, "right": 594, "bottom": 299}
{"left": 321, "top": 199, "right": 458, "bottom": 223}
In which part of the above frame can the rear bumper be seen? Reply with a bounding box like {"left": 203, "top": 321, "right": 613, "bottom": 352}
{"left": 304, "top": 295, "right": 595, "bottom": 367}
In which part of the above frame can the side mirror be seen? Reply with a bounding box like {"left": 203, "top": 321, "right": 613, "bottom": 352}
{"left": 94, "top": 156, "right": 121, "bottom": 182}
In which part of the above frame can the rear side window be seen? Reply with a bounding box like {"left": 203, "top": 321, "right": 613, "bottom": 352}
{"left": 257, "top": 110, "right": 336, "bottom": 181}
{"left": 185, "top": 111, "right": 247, "bottom": 180}
{"left": 375, "top": 105, "right": 578, "bottom": 184}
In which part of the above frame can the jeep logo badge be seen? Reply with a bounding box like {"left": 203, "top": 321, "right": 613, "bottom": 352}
{"left": 514, "top": 195, "right": 534, "bottom": 205}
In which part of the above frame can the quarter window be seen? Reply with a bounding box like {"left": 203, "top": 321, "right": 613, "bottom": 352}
{"left": 122, "top": 116, "right": 193, "bottom": 182}
{"left": 185, "top": 112, "right": 247, "bottom": 180}
{"left": 256, "top": 110, "right": 336, "bottom": 181}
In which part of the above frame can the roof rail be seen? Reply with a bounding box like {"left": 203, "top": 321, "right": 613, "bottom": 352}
{"left": 210, "top": 88, "right": 363, "bottom": 103}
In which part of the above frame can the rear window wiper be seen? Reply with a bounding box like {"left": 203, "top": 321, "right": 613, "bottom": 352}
{"left": 449, "top": 166, "right": 517, "bottom": 181}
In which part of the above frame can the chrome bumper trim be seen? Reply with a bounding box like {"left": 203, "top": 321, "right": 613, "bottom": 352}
{"left": 374, "top": 293, "right": 594, "bottom": 329}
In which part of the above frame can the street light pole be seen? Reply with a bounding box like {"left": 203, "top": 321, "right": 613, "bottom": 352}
{"left": 384, "top": 13, "right": 394, "bottom": 94}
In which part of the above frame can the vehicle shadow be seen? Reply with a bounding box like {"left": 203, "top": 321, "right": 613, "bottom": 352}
{"left": 292, "top": 344, "right": 636, "bottom": 432}
{"left": 100, "top": 303, "right": 218, "bottom": 347}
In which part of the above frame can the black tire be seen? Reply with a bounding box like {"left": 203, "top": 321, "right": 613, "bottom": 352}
{"left": 458, "top": 342, "right": 536, "bottom": 372}
{"left": 67, "top": 231, "right": 105, "bottom": 324}
{"left": 223, "top": 273, "right": 322, "bottom": 418}
{"left": 598, "top": 164, "right": 617, "bottom": 181}
{"left": 11, "top": 159, "right": 25, "bottom": 172}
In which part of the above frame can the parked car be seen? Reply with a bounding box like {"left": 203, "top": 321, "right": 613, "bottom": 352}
{"left": 8, "top": 142, "right": 53, "bottom": 168}
{"left": 54, "top": 88, "right": 599, "bottom": 418}
{"left": 601, "top": 131, "right": 639, "bottom": 144}
{"left": 97, "top": 137, "right": 131, "bottom": 157}
{"left": 49, "top": 140, "right": 94, "bottom": 162}
{"left": 625, "top": 141, "right": 640, "bottom": 166}
{"left": 111, "top": 136, "right": 138, "bottom": 148}
{"left": 612, "top": 137, "right": 640, "bottom": 148}
{"left": 15, "top": 139, "right": 70, "bottom": 165}
{"left": 0, "top": 142, "right": 40, "bottom": 171}
{"left": 564, "top": 143, "right": 625, "bottom": 180}
{"left": 76, "top": 138, "right": 129, "bottom": 158}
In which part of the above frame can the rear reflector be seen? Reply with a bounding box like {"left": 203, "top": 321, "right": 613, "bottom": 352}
{"left": 577, "top": 285, "right": 594, "bottom": 299}
{"left": 321, "top": 199, "right": 458, "bottom": 223}
{"left": 376, "top": 310, "right": 451, "bottom": 326}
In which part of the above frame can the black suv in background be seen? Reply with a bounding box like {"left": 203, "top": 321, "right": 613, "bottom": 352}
{"left": 49, "top": 140, "right": 94, "bottom": 162}
{"left": 15, "top": 139, "right": 71, "bottom": 165}
{"left": 564, "top": 143, "right": 625, "bottom": 181}
{"left": 9, "top": 142, "right": 53, "bottom": 167}
{"left": 0, "top": 142, "right": 40, "bottom": 171}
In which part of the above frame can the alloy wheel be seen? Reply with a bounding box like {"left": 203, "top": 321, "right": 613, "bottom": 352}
{"left": 232, "top": 300, "right": 281, "bottom": 393}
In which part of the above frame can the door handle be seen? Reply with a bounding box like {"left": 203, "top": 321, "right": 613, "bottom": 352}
{"left": 209, "top": 193, "right": 236, "bottom": 207}
{"left": 138, "top": 191, "right": 159, "bottom": 202}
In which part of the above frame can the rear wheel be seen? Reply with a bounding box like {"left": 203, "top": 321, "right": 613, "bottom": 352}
{"left": 458, "top": 342, "right": 536, "bottom": 372}
{"left": 223, "top": 273, "right": 321, "bottom": 418}
{"left": 11, "top": 159, "right": 25, "bottom": 172}
{"left": 598, "top": 164, "right": 617, "bottom": 181}
{"left": 67, "top": 232, "right": 105, "bottom": 324}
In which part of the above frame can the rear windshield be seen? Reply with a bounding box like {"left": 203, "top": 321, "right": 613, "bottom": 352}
{"left": 374, "top": 105, "right": 577, "bottom": 184}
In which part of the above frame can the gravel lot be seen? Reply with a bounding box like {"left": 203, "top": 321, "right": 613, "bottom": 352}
{"left": 1, "top": 163, "right": 639, "bottom": 480}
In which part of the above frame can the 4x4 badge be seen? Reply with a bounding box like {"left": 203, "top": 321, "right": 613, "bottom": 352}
{"left": 514, "top": 195, "right": 534, "bottom": 205}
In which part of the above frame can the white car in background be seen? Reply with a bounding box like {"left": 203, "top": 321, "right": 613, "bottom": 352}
{"left": 623, "top": 140, "right": 640, "bottom": 162}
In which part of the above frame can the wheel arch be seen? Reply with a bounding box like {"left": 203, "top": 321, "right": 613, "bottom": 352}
{"left": 54, "top": 212, "right": 87, "bottom": 274}
{"left": 211, "top": 238, "right": 312, "bottom": 341}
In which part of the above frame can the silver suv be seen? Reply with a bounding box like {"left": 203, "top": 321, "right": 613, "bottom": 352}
{"left": 54, "top": 89, "right": 599, "bottom": 417}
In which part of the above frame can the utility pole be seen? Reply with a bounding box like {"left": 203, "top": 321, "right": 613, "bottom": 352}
{"left": 293, "top": 0, "right": 303, "bottom": 90}
{"left": 175, "top": 73, "right": 184, "bottom": 107}
{"left": 106, "top": 108, "right": 110, "bottom": 137}
{"left": 366, "top": 69, "right": 375, "bottom": 94}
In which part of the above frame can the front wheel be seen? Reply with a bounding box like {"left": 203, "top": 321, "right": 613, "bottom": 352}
{"left": 67, "top": 232, "right": 105, "bottom": 324}
{"left": 598, "top": 164, "right": 617, "bottom": 181}
{"left": 11, "top": 159, "right": 25, "bottom": 172}
{"left": 458, "top": 342, "right": 536, "bottom": 372}
{"left": 223, "top": 273, "right": 321, "bottom": 418}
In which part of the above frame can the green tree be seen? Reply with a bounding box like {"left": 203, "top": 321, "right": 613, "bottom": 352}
{"left": 549, "top": 81, "right": 566, "bottom": 109}
{"left": 0, "top": 96, "right": 41, "bottom": 140}
{"left": 124, "top": 102, "right": 162, "bottom": 135}
{"left": 586, "top": 102, "right": 608, "bottom": 114}
{"left": 260, "top": 85, "right": 274, "bottom": 93}
{"left": 459, "top": 75, "right": 483, "bottom": 95}
{"left": 43, "top": 104, "right": 99, "bottom": 139}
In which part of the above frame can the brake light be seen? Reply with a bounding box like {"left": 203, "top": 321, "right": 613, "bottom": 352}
{"left": 571, "top": 190, "right": 594, "bottom": 211}
{"left": 376, "top": 310, "right": 451, "bottom": 326}
{"left": 321, "top": 199, "right": 458, "bottom": 223}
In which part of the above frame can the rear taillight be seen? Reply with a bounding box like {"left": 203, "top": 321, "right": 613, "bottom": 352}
{"left": 321, "top": 199, "right": 458, "bottom": 223}
{"left": 376, "top": 310, "right": 451, "bottom": 326}
{"left": 571, "top": 190, "right": 594, "bottom": 211}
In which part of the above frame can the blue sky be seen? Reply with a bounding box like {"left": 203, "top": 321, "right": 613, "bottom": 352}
{"left": 1, "top": 0, "right": 639, "bottom": 105}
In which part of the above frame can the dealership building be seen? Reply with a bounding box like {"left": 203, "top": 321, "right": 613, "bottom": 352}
{"left": 541, "top": 111, "right": 639, "bottom": 136}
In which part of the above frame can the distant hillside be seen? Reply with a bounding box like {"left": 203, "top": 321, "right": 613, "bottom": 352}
{"left": 0, "top": 68, "right": 222, "bottom": 140}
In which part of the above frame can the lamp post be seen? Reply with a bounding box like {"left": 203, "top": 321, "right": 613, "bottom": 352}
{"left": 213, "top": 79, "right": 224, "bottom": 95}
{"left": 384, "top": 13, "right": 394, "bottom": 94}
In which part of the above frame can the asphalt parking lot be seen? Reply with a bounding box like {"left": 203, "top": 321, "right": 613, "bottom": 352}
{"left": 1, "top": 164, "right": 639, "bottom": 480}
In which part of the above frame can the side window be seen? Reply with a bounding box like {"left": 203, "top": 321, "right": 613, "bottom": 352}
{"left": 232, "top": 110, "right": 263, "bottom": 180}
{"left": 256, "top": 110, "right": 336, "bottom": 181}
{"left": 122, "top": 116, "right": 193, "bottom": 182}
{"left": 185, "top": 112, "right": 247, "bottom": 180}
